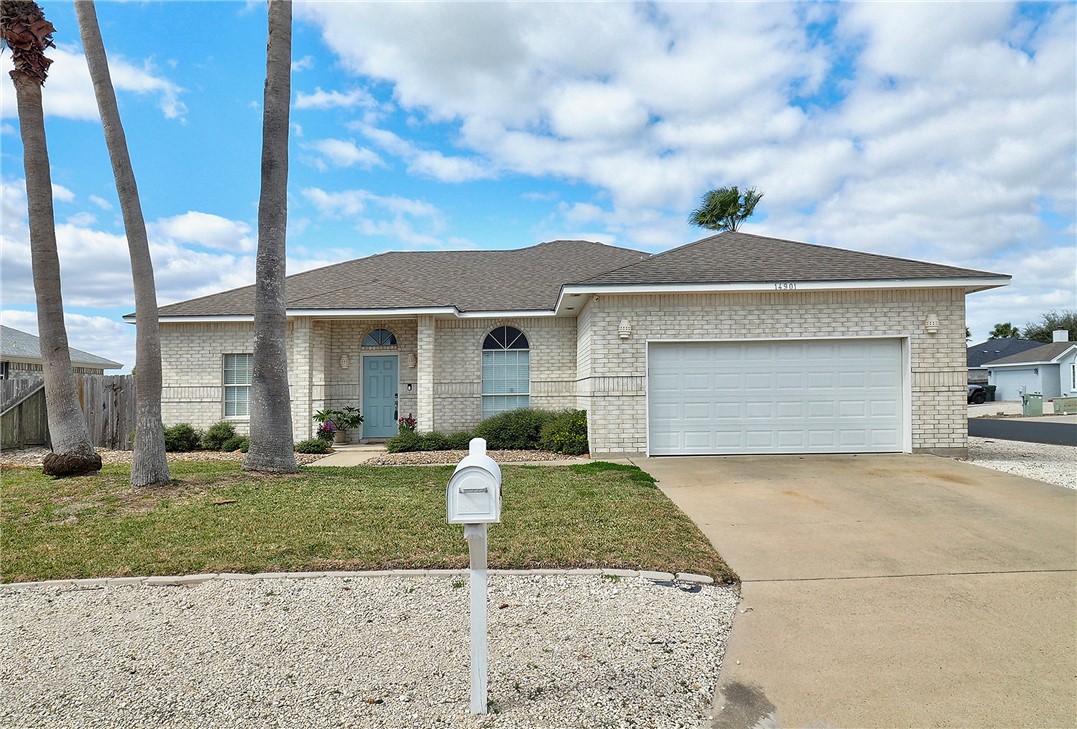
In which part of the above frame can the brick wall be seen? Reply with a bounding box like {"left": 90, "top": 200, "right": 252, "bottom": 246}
{"left": 432, "top": 317, "right": 577, "bottom": 433}
{"left": 582, "top": 288, "right": 967, "bottom": 456}
{"left": 160, "top": 322, "right": 256, "bottom": 433}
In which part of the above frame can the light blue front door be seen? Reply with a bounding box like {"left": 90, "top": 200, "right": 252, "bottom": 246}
{"left": 362, "top": 355, "right": 398, "bottom": 438}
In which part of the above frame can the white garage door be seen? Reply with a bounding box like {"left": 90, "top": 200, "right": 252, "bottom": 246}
{"left": 648, "top": 339, "right": 903, "bottom": 455}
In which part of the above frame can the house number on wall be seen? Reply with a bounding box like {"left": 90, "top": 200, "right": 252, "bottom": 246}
{"left": 773, "top": 282, "right": 798, "bottom": 290}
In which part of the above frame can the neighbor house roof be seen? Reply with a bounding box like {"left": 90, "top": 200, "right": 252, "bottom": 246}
{"left": 0, "top": 325, "right": 122, "bottom": 369}
{"left": 579, "top": 232, "right": 1006, "bottom": 287}
{"left": 148, "top": 232, "right": 1009, "bottom": 320}
{"left": 985, "top": 341, "right": 1077, "bottom": 367}
{"left": 967, "top": 338, "right": 1043, "bottom": 369}
{"left": 153, "top": 240, "right": 650, "bottom": 318}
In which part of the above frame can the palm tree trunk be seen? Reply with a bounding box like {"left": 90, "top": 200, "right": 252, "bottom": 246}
{"left": 75, "top": 0, "right": 169, "bottom": 487}
{"left": 243, "top": 0, "right": 296, "bottom": 473}
{"left": 10, "top": 73, "right": 101, "bottom": 477}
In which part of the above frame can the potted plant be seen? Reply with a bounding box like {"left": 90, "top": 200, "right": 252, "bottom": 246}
{"left": 313, "top": 407, "right": 363, "bottom": 444}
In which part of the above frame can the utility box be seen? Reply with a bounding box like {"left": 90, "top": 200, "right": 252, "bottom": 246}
{"left": 447, "top": 438, "right": 502, "bottom": 524}
{"left": 1022, "top": 393, "right": 1043, "bottom": 417}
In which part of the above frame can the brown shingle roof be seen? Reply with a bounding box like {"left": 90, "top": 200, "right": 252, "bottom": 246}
{"left": 156, "top": 240, "right": 650, "bottom": 317}
{"left": 579, "top": 232, "right": 1005, "bottom": 285}
{"left": 986, "top": 341, "right": 1077, "bottom": 366}
{"left": 154, "top": 232, "right": 1008, "bottom": 318}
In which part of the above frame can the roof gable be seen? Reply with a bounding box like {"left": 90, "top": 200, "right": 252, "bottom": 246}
{"left": 967, "top": 338, "right": 1043, "bottom": 368}
{"left": 152, "top": 232, "right": 1009, "bottom": 320}
{"left": 986, "top": 342, "right": 1077, "bottom": 366}
{"left": 155, "top": 240, "right": 649, "bottom": 317}
{"left": 0, "top": 326, "right": 122, "bottom": 369}
{"left": 579, "top": 232, "right": 1006, "bottom": 286}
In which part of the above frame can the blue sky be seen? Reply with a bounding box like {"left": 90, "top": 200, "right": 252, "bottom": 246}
{"left": 2, "top": 1, "right": 1074, "bottom": 371}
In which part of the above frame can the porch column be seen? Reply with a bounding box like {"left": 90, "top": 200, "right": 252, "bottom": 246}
{"left": 416, "top": 315, "right": 435, "bottom": 432}
{"left": 289, "top": 318, "right": 313, "bottom": 439}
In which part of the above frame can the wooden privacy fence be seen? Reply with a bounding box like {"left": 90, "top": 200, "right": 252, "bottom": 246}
{"left": 1, "top": 374, "right": 136, "bottom": 451}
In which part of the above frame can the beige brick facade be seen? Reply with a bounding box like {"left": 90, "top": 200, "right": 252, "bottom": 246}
{"left": 160, "top": 286, "right": 966, "bottom": 456}
{"left": 577, "top": 288, "right": 967, "bottom": 456}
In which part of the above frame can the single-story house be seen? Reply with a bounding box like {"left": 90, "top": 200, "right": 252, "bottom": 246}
{"left": 1, "top": 325, "right": 122, "bottom": 379}
{"left": 967, "top": 337, "right": 1042, "bottom": 384}
{"left": 986, "top": 332, "right": 1077, "bottom": 401}
{"left": 140, "top": 232, "right": 1008, "bottom": 457}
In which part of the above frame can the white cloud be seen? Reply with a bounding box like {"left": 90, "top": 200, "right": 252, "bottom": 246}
{"left": 354, "top": 124, "right": 494, "bottom": 183}
{"left": 302, "top": 138, "right": 384, "bottom": 170}
{"left": 294, "top": 87, "right": 375, "bottom": 110}
{"left": 0, "top": 45, "right": 186, "bottom": 121}
{"left": 149, "top": 212, "right": 256, "bottom": 253}
{"left": 292, "top": 55, "right": 315, "bottom": 72}
{"left": 89, "top": 195, "right": 113, "bottom": 210}
{"left": 52, "top": 184, "right": 76, "bottom": 202}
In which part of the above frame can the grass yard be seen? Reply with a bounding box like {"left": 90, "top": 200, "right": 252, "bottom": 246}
{"left": 1, "top": 461, "right": 735, "bottom": 584}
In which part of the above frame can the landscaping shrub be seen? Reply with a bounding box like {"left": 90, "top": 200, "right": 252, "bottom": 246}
{"left": 420, "top": 431, "right": 451, "bottom": 451}
{"left": 386, "top": 430, "right": 422, "bottom": 453}
{"left": 202, "top": 421, "right": 237, "bottom": 451}
{"left": 447, "top": 431, "right": 473, "bottom": 450}
{"left": 221, "top": 435, "right": 249, "bottom": 453}
{"left": 540, "top": 409, "right": 589, "bottom": 455}
{"left": 163, "top": 423, "right": 201, "bottom": 452}
{"left": 294, "top": 438, "right": 331, "bottom": 454}
{"left": 474, "top": 408, "right": 558, "bottom": 450}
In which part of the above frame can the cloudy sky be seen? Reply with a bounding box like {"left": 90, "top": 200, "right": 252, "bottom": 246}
{"left": 1, "top": 1, "right": 1074, "bottom": 371}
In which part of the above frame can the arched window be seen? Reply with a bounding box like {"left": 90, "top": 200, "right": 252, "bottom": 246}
{"left": 482, "top": 326, "right": 529, "bottom": 418}
{"left": 363, "top": 328, "right": 397, "bottom": 347}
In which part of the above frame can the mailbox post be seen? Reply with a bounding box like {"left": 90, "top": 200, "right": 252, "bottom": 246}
{"left": 446, "top": 438, "right": 501, "bottom": 714}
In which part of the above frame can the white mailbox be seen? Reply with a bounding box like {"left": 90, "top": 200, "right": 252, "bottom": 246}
{"left": 447, "top": 438, "right": 502, "bottom": 524}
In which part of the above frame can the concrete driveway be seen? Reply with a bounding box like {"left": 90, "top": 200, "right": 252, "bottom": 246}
{"left": 633, "top": 454, "right": 1076, "bottom": 728}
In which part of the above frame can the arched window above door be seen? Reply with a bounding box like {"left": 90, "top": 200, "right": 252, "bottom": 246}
{"left": 363, "top": 328, "right": 397, "bottom": 347}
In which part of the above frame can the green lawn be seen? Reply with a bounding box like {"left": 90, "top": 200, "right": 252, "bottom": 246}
{"left": 0, "top": 461, "right": 735, "bottom": 584}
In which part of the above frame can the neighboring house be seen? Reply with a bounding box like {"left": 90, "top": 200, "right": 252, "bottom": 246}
{"left": 985, "top": 332, "right": 1077, "bottom": 401}
{"left": 967, "top": 337, "right": 1042, "bottom": 384}
{"left": 0, "top": 325, "right": 122, "bottom": 379}
{"left": 139, "top": 232, "right": 1009, "bottom": 457}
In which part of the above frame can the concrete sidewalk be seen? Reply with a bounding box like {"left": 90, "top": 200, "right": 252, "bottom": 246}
{"left": 306, "top": 444, "right": 386, "bottom": 466}
{"left": 633, "top": 454, "right": 1077, "bottom": 729}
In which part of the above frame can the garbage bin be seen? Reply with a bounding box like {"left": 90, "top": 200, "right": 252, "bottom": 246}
{"left": 1021, "top": 393, "right": 1043, "bottom": 416}
{"left": 985, "top": 385, "right": 996, "bottom": 402}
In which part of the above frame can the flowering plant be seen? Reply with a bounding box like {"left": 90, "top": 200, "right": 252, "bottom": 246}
{"left": 316, "top": 421, "right": 337, "bottom": 442}
{"left": 397, "top": 414, "right": 417, "bottom": 432}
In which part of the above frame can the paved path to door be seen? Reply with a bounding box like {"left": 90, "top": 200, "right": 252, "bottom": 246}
{"left": 633, "top": 454, "right": 1076, "bottom": 728}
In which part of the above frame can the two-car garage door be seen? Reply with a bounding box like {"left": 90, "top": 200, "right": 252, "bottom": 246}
{"left": 648, "top": 339, "right": 904, "bottom": 455}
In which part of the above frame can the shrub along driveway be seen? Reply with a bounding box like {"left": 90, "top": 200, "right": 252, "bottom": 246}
{"left": 633, "top": 454, "right": 1077, "bottom": 729}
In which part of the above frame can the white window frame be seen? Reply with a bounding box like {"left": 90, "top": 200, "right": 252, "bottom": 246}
{"left": 482, "top": 326, "right": 530, "bottom": 419}
{"left": 223, "top": 353, "right": 253, "bottom": 418}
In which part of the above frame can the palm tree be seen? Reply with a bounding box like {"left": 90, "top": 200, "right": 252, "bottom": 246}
{"left": 988, "top": 323, "right": 1020, "bottom": 339}
{"left": 2, "top": 0, "right": 100, "bottom": 477}
{"left": 689, "top": 186, "right": 764, "bottom": 232}
{"left": 243, "top": 0, "right": 296, "bottom": 473}
{"left": 75, "top": 0, "right": 170, "bottom": 487}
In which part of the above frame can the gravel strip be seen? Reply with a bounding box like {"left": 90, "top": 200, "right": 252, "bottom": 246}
{"left": 0, "top": 448, "right": 330, "bottom": 468}
{"left": 0, "top": 574, "right": 738, "bottom": 729}
{"left": 964, "top": 437, "right": 1076, "bottom": 490}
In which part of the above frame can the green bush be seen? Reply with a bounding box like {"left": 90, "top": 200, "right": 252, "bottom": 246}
{"left": 163, "top": 423, "right": 201, "bottom": 452}
{"left": 294, "top": 438, "right": 331, "bottom": 454}
{"left": 221, "top": 435, "right": 250, "bottom": 453}
{"left": 540, "top": 410, "right": 589, "bottom": 455}
{"left": 474, "top": 408, "right": 558, "bottom": 450}
{"left": 447, "top": 431, "right": 473, "bottom": 450}
{"left": 202, "top": 420, "right": 237, "bottom": 451}
{"left": 420, "top": 431, "right": 452, "bottom": 451}
{"left": 386, "top": 430, "right": 422, "bottom": 453}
